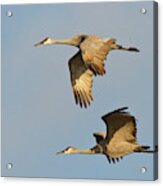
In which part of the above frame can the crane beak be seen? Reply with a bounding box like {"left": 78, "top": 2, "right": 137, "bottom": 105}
{"left": 56, "top": 150, "right": 64, "bottom": 155}
{"left": 34, "top": 37, "right": 50, "bottom": 47}
{"left": 34, "top": 41, "right": 44, "bottom": 47}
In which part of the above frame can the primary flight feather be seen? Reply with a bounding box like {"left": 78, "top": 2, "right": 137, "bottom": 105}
{"left": 35, "top": 34, "right": 139, "bottom": 108}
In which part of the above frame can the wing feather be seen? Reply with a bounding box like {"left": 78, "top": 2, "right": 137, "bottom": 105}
{"left": 80, "top": 35, "right": 116, "bottom": 75}
{"left": 68, "top": 51, "right": 94, "bottom": 108}
{"left": 93, "top": 132, "right": 106, "bottom": 144}
{"left": 101, "top": 107, "right": 137, "bottom": 143}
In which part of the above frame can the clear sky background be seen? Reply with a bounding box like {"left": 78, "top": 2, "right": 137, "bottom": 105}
{"left": 1, "top": 1, "right": 157, "bottom": 180}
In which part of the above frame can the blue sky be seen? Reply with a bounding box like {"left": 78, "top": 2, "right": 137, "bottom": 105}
{"left": 1, "top": 1, "right": 157, "bottom": 180}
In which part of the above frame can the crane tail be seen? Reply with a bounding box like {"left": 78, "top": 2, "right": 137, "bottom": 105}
{"left": 112, "top": 44, "right": 140, "bottom": 52}
{"left": 134, "top": 146, "right": 158, "bottom": 153}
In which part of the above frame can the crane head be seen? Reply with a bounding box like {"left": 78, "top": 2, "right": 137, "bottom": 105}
{"left": 56, "top": 146, "right": 77, "bottom": 155}
{"left": 34, "top": 37, "right": 51, "bottom": 47}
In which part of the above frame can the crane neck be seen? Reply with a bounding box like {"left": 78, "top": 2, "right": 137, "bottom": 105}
{"left": 49, "top": 39, "right": 76, "bottom": 46}
{"left": 70, "top": 148, "right": 96, "bottom": 155}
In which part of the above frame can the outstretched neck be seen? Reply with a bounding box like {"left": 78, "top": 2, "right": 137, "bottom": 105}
{"left": 70, "top": 148, "right": 95, "bottom": 155}
{"left": 49, "top": 39, "right": 76, "bottom": 46}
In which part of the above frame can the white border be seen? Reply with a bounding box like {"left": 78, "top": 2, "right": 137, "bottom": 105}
{"left": 0, "top": 0, "right": 162, "bottom": 185}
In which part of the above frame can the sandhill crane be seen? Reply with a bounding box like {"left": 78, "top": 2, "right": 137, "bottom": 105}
{"left": 34, "top": 35, "right": 139, "bottom": 108}
{"left": 56, "top": 107, "right": 156, "bottom": 163}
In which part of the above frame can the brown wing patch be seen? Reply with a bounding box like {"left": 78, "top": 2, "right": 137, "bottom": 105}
{"left": 80, "top": 35, "right": 116, "bottom": 75}
{"left": 93, "top": 132, "right": 106, "bottom": 144}
{"left": 101, "top": 107, "right": 137, "bottom": 143}
{"left": 68, "top": 51, "right": 94, "bottom": 108}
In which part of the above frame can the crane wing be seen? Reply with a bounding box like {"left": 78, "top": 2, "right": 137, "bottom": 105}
{"left": 101, "top": 107, "right": 137, "bottom": 143}
{"left": 93, "top": 132, "right": 106, "bottom": 144}
{"left": 68, "top": 51, "right": 94, "bottom": 108}
{"left": 80, "top": 35, "right": 116, "bottom": 75}
{"left": 105, "top": 121, "right": 138, "bottom": 158}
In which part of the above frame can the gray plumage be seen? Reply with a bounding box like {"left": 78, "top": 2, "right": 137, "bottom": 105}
{"left": 35, "top": 34, "right": 139, "bottom": 108}
{"left": 57, "top": 107, "right": 156, "bottom": 164}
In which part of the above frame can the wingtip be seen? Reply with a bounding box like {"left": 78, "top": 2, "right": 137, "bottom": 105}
{"left": 102, "top": 106, "right": 128, "bottom": 117}
{"left": 129, "top": 47, "right": 140, "bottom": 52}
{"left": 117, "top": 106, "right": 129, "bottom": 111}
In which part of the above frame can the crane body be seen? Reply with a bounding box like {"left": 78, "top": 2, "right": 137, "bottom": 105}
{"left": 35, "top": 35, "right": 139, "bottom": 108}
